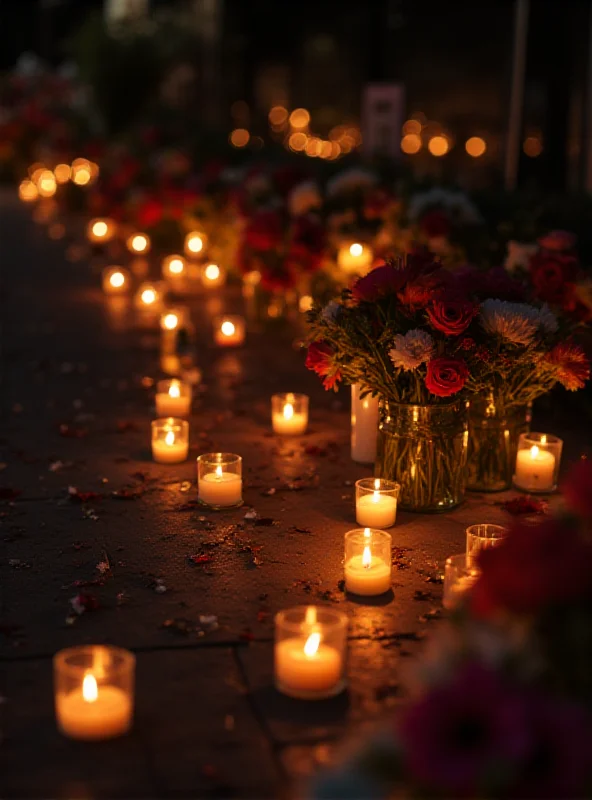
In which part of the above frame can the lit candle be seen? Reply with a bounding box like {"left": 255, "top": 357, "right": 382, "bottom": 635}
{"left": 355, "top": 478, "right": 399, "bottom": 528}
{"left": 351, "top": 385, "right": 379, "bottom": 463}
{"left": 87, "top": 218, "right": 116, "bottom": 244}
{"left": 201, "top": 263, "right": 226, "bottom": 288}
{"left": 214, "top": 316, "right": 246, "bottom": 347}
{"left": 271, "top": 393, "right": 309, "bottom": 435}
{"left": 514, "top": 444, "right": 556, "bottom": 492}
{"left": 184, "top": 231, "right": 207, "bottom": 257}
{"left": 197, "top": 453, "right": 242, "bottom": 508}
{"left": 162, "top": 254, "right": 187, "bottom": 280}
{"left": 155, "top": 379, "right": 192, "bottom": 417}
{"left": 151, "top": 418, "right": 189, "bottom": 464}
{"left": 274, "top": 606, "right": 347, "bottom": 699}
{"left": 127, "top": 233, "right": 151, "bottom": 255}
{"left": 134, "top": 282, "right": 164, "bottom": 312}
{"left": 160, "top": 307, "right": 189, "bottom": 355}
{"left": 54, "top": 645, "right": 135, "bottom": 741}
{"left": 102, "top": 266, "right": 131, "bottom": 295}
{"left": 337, "top": 242, "right": 373, "bottom": 274}
{"left": 344, "top": 528, "right": 392, "bottom": 596}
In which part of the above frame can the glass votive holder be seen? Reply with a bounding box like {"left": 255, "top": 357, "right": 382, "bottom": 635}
{"left": 214, "top": 315, "right": 246, "bottom": 347}
{"left": 513, "top": 432, "right": 563, "bottom": 493}
{"left": 275, "top": 606, "right": 348, "bottom": 700}
{"left": 134, "top": 281, "right": 165, "bottom": 312}
{"left": 87, "top": 217, "right": 116, "bottom": 244}
{"left": 466, "top": 523, "right": 508, "bottom": 557}
{"left": 344, "top": 528, "right": 392, "bottom": 596}
{"left": 162, "top": 254, "right": 187, "bottom": 280}
{"left": 443, "top": 554, "right": 480, "bottom": 610}
{"left": 197, "top": 453, "right": 243, "bottom": 509}
{"left": 184, "top": 230, "right": 208, "bottom": 257}
{"left": 151, "top": 418, "right": 189, "bottom": 464}
{"left": 54, "top": 645, "right": 135, "bottom": 741}
{"left": 355, "top": 478, "right": 400, "bottom": 528}
{"left": 271, "top": 393, "right": 309, "bottom": 435}
{"left": 102, "top": 266, "right": 131, "bottom": 295}
{"left": 201, "top": 263, "right": 227, "bottom": 288}
{"left": 155, "top": 378, "right": 192, "bottom": 417}
{"left": 126, "top": 232, "right": 151, "bottom": 255}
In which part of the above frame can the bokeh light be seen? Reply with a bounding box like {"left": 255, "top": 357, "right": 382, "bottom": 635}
{"left": 305, "top": 137, "right": 322, "bottom": 157}
{"left": 54, "top": 163, "right": 71, "bottom": 184}
{"left": 289, "top": 108, "right": 310, "bottom": 129}
{"left": 465, "top": 137, "right": 487, "bottom": 157}
{"left": 38, "top": 170, "right": 57, "bottom": 197}
{"left": 402, "top": 119, "right": 422, "bottom": 135}
{"left": 288, "top": 132, "right": 308, "bottom": 152}
{"left": 230, "top": 128, "right": 250, "bottom": 148}
{"left": 401, "top": 134, "right": 422, "bottom": 154}
{"left": 19, "top": 179, "right": 38, "bottom": 202}
{"left": 269, "top": 106, "right": 288, "bottom": 126}
{"left": 428, "top": 135, "right": 450, "bottom": 157}
{"left": 523, "top": 136, "right": 543, "bottom": 157}
{"left": 72, "top": 167, "right": 91, "bottom": 186}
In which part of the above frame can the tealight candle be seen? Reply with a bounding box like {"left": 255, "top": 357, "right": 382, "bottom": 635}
{"left": 197, "top": 453, "right": 242, "bottom": 509}
{"left": 184, "top": 231, "right": 208, "bottom": 257}
{"left": 214, "top": 316, "right": 246, "bottom": 347}
{"left": 160, "top": 306, "right": 190, "bottom": 355}
{"left": 126, "top": 232, "right": 151, "bottom": 255}
{"left": 155, "top": 379, "right": 192, "bottom": 417}
{"left": 514, "top": 433, "right": 562, "bottom": 493}
{"left": 337, "top": 242, "right": 373, "bottom": 274}
{"left": 102, "top": 266, "right": 131, "bottom": 295}
{"left": 54, "top": 645, "right": 135, "bottom": 741}
{"left": 162, "top": 254, "right": 187, "bottom": 280}
{"left": 274, "top": 606, "right": 347, "bottom": 699}
{"left": 466, "top": 524, "right": 508, "bottom": 557}
{"left": 271, "top": 393, "right": 309, "bottom": 435}
{"left": 355, "top": 478, "right": 399, "bottom": 528}
{"left": 201, "top": 263, "right": 227, "bottom": 288}
{"left": 151, "top": 418, "right": 189, "bottom": 464}
{"left": 344, "top": 528, "right": 392, "bottom": 596}
{"left": 351, "top": 385, "right": 379, "bottom": 463}
{"left": 443, "top": 554, "right": 480, "bottom": 610}
{"left": 87, "top": 217, "right": 116, "bottom": 244}
{"left": 134, "top": 282, "right": 165, "bottom": 312}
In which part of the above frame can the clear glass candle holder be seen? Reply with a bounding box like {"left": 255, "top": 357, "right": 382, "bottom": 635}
{"left": 466, "top": 523, "right": 508, "bottom": 557}
{"left": 162, "top": 254, "right": 187, "bottom": 280}
{"left": 201, "top": 263, "right": 227, "bottom": 288}
{"left": 443, "top": 554, "right": 480, "bottom": 610}
{"left": 355, "top": 478, "right": 400, "bottom": 528}
{"left": 214, "top": 316, "right": 246, "bottom": 347}
{"left": 275, "top": 606, "right": 348, "bottom": 700}
{"left": 197, "top": 453, "right": 243, "bottom": 509}
{"left": 134, "top": 281, "right": 165, "bottom": 312}
{"left": 54, "top": 645, "right": 135, "bottom": 741}
{"left": 155, "top": 379, "right": 192, "bottom": 418}
{"left": 184, "top": 231, "right": 208, "bottom": 257}
{"left": 151, "top": 418, "right": 189, "bottom": 464}
{"left": 126, "top": 232, "right": 151, "bottom": 255}
{"left": 87, "top": 217, "right": 116, "bottom": 244}
{"left": 344, "top": 528, "right": 392, "bottom": 596}
{"left": 271, "top": 393, "right": 309, "bottom": 435}
{"left": 102, "top": 266, "right": 131, "bottom": 295}
{"left": 513, "top": 432, "right": 563, "bottom": 493}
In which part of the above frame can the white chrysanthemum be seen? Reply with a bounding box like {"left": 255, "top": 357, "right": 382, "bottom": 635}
{"left": 504, "top": 240, "right": 537, "bottom": 274}
{"left": 321, "top": 301, "right": 340, "bottom": 322}
{"left": 389, "top": 330, "right": 435, "bottom": 371}
{"left": 480, "top": 299, "right": 555, "bottom": 345}
{"left": 326, "top": 168, "right": 377, "bottom": 198}
{"left": 288, "top": 180, "right": 322, "bottom": 217}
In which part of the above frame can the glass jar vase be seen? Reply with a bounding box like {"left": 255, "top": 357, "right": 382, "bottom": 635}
{"left": 375, "top": 400, "right": 468, "bottom": 513}
{"left": 467, "top": 394, "right": 531, "bottom": 492}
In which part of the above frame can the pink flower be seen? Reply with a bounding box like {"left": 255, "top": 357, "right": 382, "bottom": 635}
{"left": 305, "top": 341, "right": 341, "bottom": 391}
{"left": 537, "top": 229, "right": 576, "bottom": 252}
{"left": 544, "top": 342, "right": 590, "bottom": 390}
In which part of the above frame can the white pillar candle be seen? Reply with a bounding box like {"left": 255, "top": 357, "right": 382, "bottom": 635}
{"left": 56, "top": 675, "right": 132, "bottom": 741}
{"left": 271, "top": 393, "right": 309, "bottom": 435}
{"left": 351, "top": 385, "right": 379, "bottom": 463}
{"left": 337, "top": 242, "right": 373, "bottom": 274}
{"left": 356, "top": 479, "right": 398, "bottom": 528}
{"left": 155, "top": 379, "right": 192, "bottom": 417}
{"left": 198, "top": 466, "right": 242, "bottom": 507}
{"left": 514, "top": 445, "right": 556, "bottom": 491}
{"left": 344, "top": 528, "right": 392, "bottom": 596}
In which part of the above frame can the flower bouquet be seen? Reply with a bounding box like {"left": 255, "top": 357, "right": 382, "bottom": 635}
{"left": 312, "top": 460, "right": 592, "bottom": 800}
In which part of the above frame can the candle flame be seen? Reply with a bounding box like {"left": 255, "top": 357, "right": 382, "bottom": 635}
{"left": 205, "top": 264, "right": 220, "bottom": 281}
{"left": 283, "top": 403, "right": 294, "bottom": 420}
{"left": 165, "top": 430, "right": 175, "bottom": 447}
{"left": 110, "top": 272, "right": 125, "bottom": 288}
{"left": 163, "top": 313, "right": 178, "bottom": 330}
{"left": 305, "top": 606, "right": 317, "bottom": 627}
{"left": 372, "top": 478, "right": 381, "bottom": 503}
{"left": 82, "top": 673, "right": 98, "bottom": 703}
{"left": 141, "top": 288, "right": 156, "bottom": 305}
{"left": 364, "top": 527, "right": 371, "bottom": 539}
{"left": 169, "top": 258, "right": 184, "bottom": 275}
{"left": 540, "top": 435, "right": 547, "bottom": 445}
{"left": 303, "top": 631, "right": 321, "bottom": 657}
{"left": 169, "top": 381, "right": 180, "bottom": 398}
{"left": 221, "top": 321, "right": 235, "bottom": 337}
{"left": 187, "top": 234, "right": 203, "bottom": 253}
{"left": 530, "top": 445, "right": 540, "bottom": 460}
{"left": 350, "top": 243, "right": 363, "bottom": 257}
{"left": 93, "top": 221, "right": 108, "bottom": 238}
{"left": 215, "top": 464, "right": 223, "bottom": 478}
{"left": 132, "top": 234, "right": 147, "bottom": 252}
{"left": 362, "top": 544, "right": 372, "bottom": 569}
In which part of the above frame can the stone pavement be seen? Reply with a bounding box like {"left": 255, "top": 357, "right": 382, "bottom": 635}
{"left": 0, "top": 193, "right": 588, "bottom": 798}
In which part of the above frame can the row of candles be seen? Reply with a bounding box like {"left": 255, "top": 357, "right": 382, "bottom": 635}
{"left": 53, "top": 520, "right": 507, "bottom": 740}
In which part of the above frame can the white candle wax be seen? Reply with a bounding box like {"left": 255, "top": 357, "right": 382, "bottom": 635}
{"left": 155, "top": 383, "right": 191, "bottom": 417}
{"left": 356, "top": 493, "right": 397, "bottom": 528}
{"left": 351, "top": 385, "right": 379, "bottom": 463}
{"left": 514, "top": 445, "right": 556, "bottom": 491}
{"left": 56, "top": 684, "right": 132, "bottom": 741}
{"left": 275, "top": 637, "right": 342, "bottom": 697}
{"left": 272, "top": 404, "right": 307, "bottom": 435}
{"left": 345, "top": 553, "right": 391, "bottom": 596}
{"left": 152, "top": 434, "right": 188, "bottom": 464}
{"left": 199, "top": 471, "right": 242, "bottom": 507}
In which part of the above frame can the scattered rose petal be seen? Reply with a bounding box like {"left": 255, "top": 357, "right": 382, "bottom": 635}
{"left": 69, "top": 592, "right": 99, "bottom": 615}
{"left": 188, "top": 554, "right": 213, "bottom": 565}
{"left": 502, "top": 495, "right": 549, "bottom": 515}
{"left": 68, "top": 487, "right": 103, "bottom": 503}
{"left": 244, "top": 509, "right": 258, "bottom": 520}
{"left": 115, "top": 420, "right": 138, "bottom": 433}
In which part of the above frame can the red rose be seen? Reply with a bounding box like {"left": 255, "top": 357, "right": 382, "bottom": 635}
{"left": 472, "top": 518, "right": 592, "bottom": 617}
{"left": 352, "top": 263, "right": 406, "bottom": 302}
{"left": 426, "top": 297, "right": 477, "bottom": 336}
{"left": 529, "top": 252, "right": 578, "bottom": 304}
{"left": 562, "top": 459, "right": 592, "bottom": 518}
{"left": 420, "top": 209, "right": 451, "bottom": 239}
{"left": 305, "top": 341, "right": 341, "bottom": 391}
{"left": 537, "top": 229, "right": 576, "bottom": 252}
{"left": 425, "top": 357, "right": 468, "bottom": 397}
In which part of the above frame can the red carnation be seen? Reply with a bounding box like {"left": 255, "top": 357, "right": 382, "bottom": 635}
{"left": 537, "top": 229, "right": 576, "bottom": 252}
{"left": 420, "top": 209, "right": 451, "bottom": 239}
{"left": 305, "top": 341, "right": 341, "bottom": 391}
{"left": 425, "top": 357, "right": 468, "bottom": 397}
{"left": 562, "top": 459, "right": 592, "bottom": 518}
{"left": 427, "top": 297, "right": 477, "bottom": 336}
{"left": 351, "top": 263, "right": 406, "bottom": 302}
{"left": 544, "top": 342, "right": 590, "bottom": 390}
{"left": 529, "top": 252, "right": 578, "bottom": 304}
